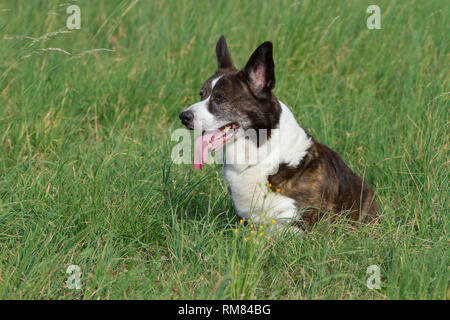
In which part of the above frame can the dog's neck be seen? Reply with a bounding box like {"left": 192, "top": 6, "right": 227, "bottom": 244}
{"left": 224, "top": 101, "right": 312, "bottom": 175}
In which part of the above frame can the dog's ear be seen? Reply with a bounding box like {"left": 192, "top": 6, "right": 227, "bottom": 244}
{"left": 216, "top": 35, "right": 235, "bottom": 70}
{"left": 242, "top": 41, "right": 275, "bottom": 99}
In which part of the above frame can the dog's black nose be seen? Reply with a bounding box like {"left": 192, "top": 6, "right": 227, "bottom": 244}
{"left": 179, "top": 110, "right": 194, "bottom": 125}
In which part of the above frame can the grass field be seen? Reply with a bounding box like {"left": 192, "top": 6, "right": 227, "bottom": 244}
{"left": 0, "top": 0, "right": 448, "bottom": 299}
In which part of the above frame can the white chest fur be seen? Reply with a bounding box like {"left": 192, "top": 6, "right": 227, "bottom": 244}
{"left": 223, "top": 102, "right": 312, "bottom": 225}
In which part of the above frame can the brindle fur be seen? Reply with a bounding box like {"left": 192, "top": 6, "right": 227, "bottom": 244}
{"left": 268, "top": 140, "right": 379, "bottom": 229}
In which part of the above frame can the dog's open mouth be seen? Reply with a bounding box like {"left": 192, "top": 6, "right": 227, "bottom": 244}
{"left": 193, "top": 123, "right": 239, "bottom": 170}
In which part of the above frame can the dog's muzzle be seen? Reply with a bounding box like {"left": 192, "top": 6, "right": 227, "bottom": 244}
{"left": 179, "top": 110, "right": 194, "bottom": 129}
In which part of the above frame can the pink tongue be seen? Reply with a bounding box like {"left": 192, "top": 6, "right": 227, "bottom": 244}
{"left": 193, "top": 130, "right": 221, "bottom": 170}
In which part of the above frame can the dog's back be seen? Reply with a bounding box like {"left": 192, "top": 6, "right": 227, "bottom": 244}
{"left": 268, "top": 139, "right": 379, "bottom": 228}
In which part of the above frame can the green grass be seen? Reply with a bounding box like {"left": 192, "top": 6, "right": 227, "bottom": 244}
{"left": 0, "top": 0, "right": 448, "bottom": 299}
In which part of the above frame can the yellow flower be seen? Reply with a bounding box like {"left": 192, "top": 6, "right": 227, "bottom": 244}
{"left": 239, "top": 219, "right": 244, "bottom": 224}
{"left": 243, "top": 238, "right": 248, "bottom": 242}
{"left": 268, "top": 183, "right": 272, "bottom": 188}
{"left": 271, "top": 219, "right": 276, "bottom": 224}
{"left": 234, "top": 271, "right": 238, "bottom": 275}
{"left": 250, "top": 224, "right": 254, "bottom": 228}
{"left": 234, "top": 229, "right": 238, "bottom": 233}
{"left": 276, "top": 188, "right": 281, "bottom": 192}
{"left": 259, "top": 225, "right": 263, "bottom": 229}
{"left": 259, "top": 232, "right": 264, "bottom": 236}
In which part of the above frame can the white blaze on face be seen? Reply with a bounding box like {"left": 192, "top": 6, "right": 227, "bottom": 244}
{"left": 211, "top": 76, "right": 221, "bottom": 89}
{"left": 185, "top": 76, "right": 226, "bottom": 131}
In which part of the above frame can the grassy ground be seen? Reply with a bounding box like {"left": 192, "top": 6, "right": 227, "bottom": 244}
{"left": 0, "top": 0, "right": 448, "bottom": 299}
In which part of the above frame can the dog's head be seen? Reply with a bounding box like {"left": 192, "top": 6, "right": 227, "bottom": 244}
{"left": 179, "top": 36, "right": 282, "bottom": 169}
{"left": 180, "top": 36, "right": 281, "bottom": 136}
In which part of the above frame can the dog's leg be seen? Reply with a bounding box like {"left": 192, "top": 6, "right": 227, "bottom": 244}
{"left": 225, "top": 165, "right": 301, "bottom": 225}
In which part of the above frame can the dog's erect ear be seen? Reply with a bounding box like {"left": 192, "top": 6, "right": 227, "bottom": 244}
{"left": 242, "top": 41, "right": 275, "bottom": 99}
{"left": 216, "top": 35, "right": 235, "bottom": 70}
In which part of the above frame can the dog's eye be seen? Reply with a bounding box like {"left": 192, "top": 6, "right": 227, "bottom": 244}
{"left": 199, "top": 90, "right": 204, "bottom": 99}
{"left": 213, "top": 94, "right": 227, "bottom": 104}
